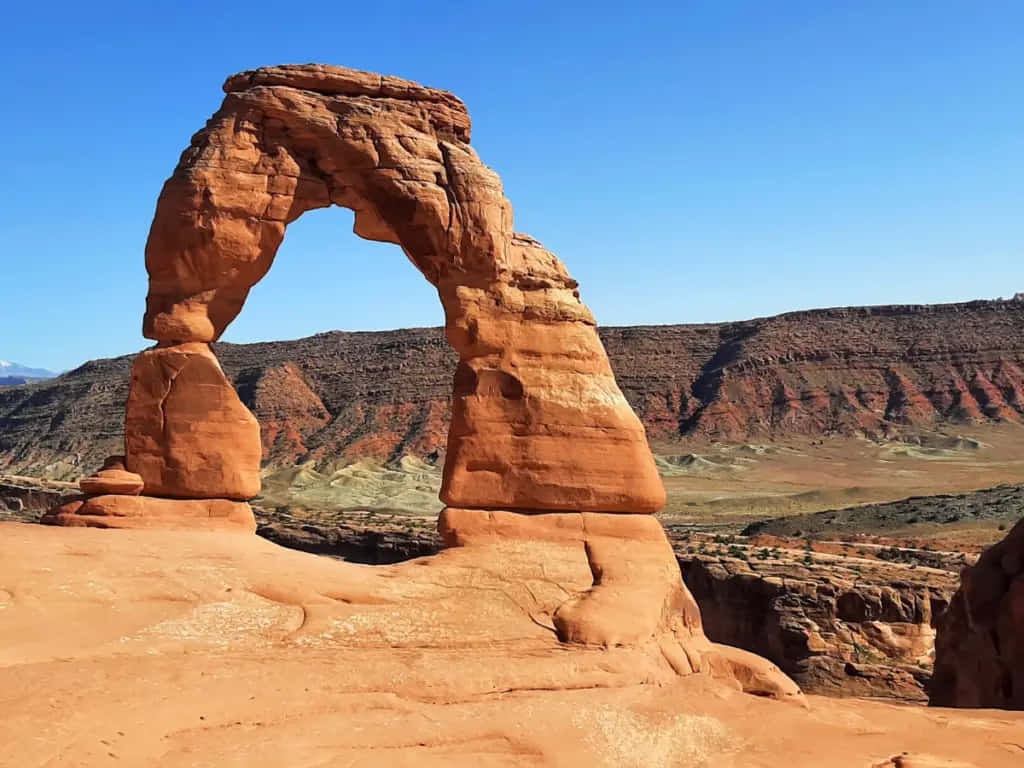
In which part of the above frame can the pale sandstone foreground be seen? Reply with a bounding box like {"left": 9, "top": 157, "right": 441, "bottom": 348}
{"left": 1, "top": 523, "right": 1021, "bottom": 768}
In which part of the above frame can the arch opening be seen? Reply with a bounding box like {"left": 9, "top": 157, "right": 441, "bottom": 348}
{"left": 223, "top": 205, "right": 443, "bottom": 345}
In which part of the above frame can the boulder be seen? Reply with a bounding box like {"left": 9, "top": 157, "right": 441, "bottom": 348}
{"left": 42, "top": 495, "right": 256, "bottom": 532}
{"left": 79, "top": 457, "right": 145, "bottom": 496}
{"left": 930, "top": 518, "right": 1024, "bottom": 708}
{"left": 124, "top": 343, "right": 261, "bottom": 500}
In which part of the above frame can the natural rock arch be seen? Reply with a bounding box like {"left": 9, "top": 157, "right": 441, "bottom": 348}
{"left": 41, "top": 67, "right": 807, "bottom": 690}
{"left": 51, "top": 64, "right": 664, "bottom": 527}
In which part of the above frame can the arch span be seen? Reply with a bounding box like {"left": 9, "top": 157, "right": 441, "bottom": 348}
{"left": 103, "top": 65, "right": 666, "bottom": 521}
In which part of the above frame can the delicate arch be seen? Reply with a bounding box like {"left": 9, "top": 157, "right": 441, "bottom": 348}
{"left": 130, "top": 64, "right": 664, "bottom": 514}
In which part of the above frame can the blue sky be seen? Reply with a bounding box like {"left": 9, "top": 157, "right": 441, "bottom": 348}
{"left": 2, "top": 1, "right": 1021, "bottom": 371}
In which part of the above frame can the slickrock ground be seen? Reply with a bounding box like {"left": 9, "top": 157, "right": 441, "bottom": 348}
{"left": 256, "top": 507, "right": 965, "bottom": 702}
{"left": 3, "top": 522, "right": 1023, "bottom": 768}
{"left": 3, "top": 472, "right": 1017, "bottom": 703}
{"left": 3, "top": 297, "right": 1024, "bottom": 480}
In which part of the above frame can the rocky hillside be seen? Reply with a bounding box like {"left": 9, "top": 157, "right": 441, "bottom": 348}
{"left": 3, "top": 298, "right": 1024, "bottom": 477}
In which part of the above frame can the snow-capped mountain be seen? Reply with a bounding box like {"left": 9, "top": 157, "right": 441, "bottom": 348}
{"left": 0, "top": 360, "right": 58, "bottom": 380}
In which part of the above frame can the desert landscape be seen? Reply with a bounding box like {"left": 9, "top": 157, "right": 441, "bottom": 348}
{"left": 2, "top": 22, "right": 1024, "bottom": 768}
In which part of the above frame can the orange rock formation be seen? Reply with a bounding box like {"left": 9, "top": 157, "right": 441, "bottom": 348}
{"left": 134, "top": 63, "right": 663, "bottom": 515}
{"left": 43, "top": 64, "right": 793, "bottom": 694}
{"left": 930, "top": 517, "right": 1024, "bottom": 708}
{"left": 46, "top": 63, "right": 668, "bottom": 530}
{"left": 4, "top": 523, "right": 1023, "bottom": 767}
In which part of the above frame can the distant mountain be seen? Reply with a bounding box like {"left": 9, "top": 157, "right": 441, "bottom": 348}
{"left": 0, "top": 361, "right": 57, "bottom": 378}
{"left": 0, "top": 361, "right": 58, "bottom": 387}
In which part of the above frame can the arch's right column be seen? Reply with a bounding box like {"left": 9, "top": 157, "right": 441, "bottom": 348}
{"left": 435, "top": 222, "right": 680, "bottom": 645}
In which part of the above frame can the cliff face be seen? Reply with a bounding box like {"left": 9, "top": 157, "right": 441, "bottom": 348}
{"left": 3, "top": 299, "right": 1024, "bottom": 478}
{"left": 613, "top": 300, "right": 1024, "bottom": 441}
{"left": 930, "top": 517, "right": 1024, "bottom": 708}
{"left": 678, "top": 552, "right": 953, "bottom": 700}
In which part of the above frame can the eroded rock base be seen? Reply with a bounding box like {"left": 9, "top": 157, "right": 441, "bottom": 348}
{"left": 41, "top": 495, "right": 256, "bottom": 532}
{"left": 439, "top": 508, "right": 802, "bottom": 700}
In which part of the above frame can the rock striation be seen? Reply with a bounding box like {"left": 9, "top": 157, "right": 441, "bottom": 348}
{"left": 77, "top": 455, "right": 144, "bottom": 496}
{"left": 930, "top": 517, "right": 1024, "bottom": 708}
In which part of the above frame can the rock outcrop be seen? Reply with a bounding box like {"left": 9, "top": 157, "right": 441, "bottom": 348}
{"left": 678, "top": 550, "right": 954, "bottom": 700}
{"left": 36, "top": 64, "right": 790, "bottom": 697}
{"left": 4, "top": 300, "right": 1024, "bottom": 479}
{"left": 41, "top": 63, "right": 667, "bottom": 531}
{"left": 0, "top": 475, "right": 78, "bottom": 521}
{"left": 124, "top": 344, "right": 262, "bottom": 500}
{"left": 930, "top": 518, "right": 1024, "bottom": 708}
{"left": 251, "top": 504, "right": 960, "bottom": 701}
{"left": 77, "top": 455, "right": 144, "bottom": 496}
{"left": 44, "top": 494, "right": 257, "bottom": 531}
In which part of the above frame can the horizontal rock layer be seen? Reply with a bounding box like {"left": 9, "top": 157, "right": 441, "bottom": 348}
{"left": 41, "top": 495, "right": 257, "bottom": 532}
{"left": 678, "top": 552, "right": 954, "bottom": 700}
{"left": 3, "top": 299, "right": 1024, "bottom": 477}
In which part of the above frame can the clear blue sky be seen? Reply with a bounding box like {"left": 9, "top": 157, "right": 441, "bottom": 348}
{"left": 3, "top": 1, "right": 1022, "bottom": 371}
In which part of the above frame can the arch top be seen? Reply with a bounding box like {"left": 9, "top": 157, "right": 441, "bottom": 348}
{"left": 142, "top": 62, "right": 543, "bottom": 343}
{"left": 221, "top": 63, "right": 472, "bottom": 141}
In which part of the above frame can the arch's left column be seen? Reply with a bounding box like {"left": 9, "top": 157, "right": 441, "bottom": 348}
{"left": 41, "top": 339, "right": 261, "bottom": 530}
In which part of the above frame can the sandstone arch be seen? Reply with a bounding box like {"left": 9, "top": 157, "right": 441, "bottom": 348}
{"left": 40, "top": 67, "right": 806, "bottom": 690}
{"left": 111, "top": 63, "right": 664, "bottom": 518}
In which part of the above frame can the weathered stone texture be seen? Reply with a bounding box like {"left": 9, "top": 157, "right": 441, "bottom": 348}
{"left": 128, "top": 63, "right": 662, "bottom": 514}
{"left": 930, "top": 518, "right": 1024, "bottom": 708}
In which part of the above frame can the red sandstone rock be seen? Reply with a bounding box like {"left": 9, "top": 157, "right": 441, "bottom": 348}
{"left": 42, "top": 495, "right": 256, "bottom": 532}
{"left": 78, "top": 455, "right": 145, "bottom": 496}
{"left": 437, "top": 507, "right": 801, "bottom": 699}
{"left": 7, "top": 303, "right": 1024, "bottom": 480}
{"left": 439, "top": 509, "right": 702, "bottom": 648}
{"left": 5, "top": 523, "right": 1021, "bottom": 766}
{"left": 930, "top": 517, "right": 1024, "bottom": 709}
{"left": 124, "top": 343, "right": 261, "bottom": 500}
{"left": 132, "top": 63, "right": 662, "bottom": 515}
{"left": 79, "top": 469, "right": 144, "bottom": 496}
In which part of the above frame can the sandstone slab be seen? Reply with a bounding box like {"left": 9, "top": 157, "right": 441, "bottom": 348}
{"left": 1, "top": 523, "right": 1021, "bottom": 767}
{"left": 79, "top": 468, "right": 145, "bottom": 496}
{"left": 42, "top": 495, "right": 256, "bottom": 532}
